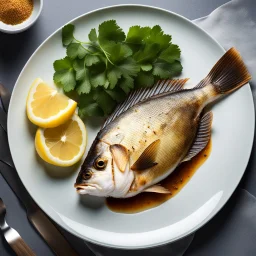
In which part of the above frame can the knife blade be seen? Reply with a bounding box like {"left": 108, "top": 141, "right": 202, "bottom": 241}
{"left": 0, "top": 160, "right": 79, "bottom": 256}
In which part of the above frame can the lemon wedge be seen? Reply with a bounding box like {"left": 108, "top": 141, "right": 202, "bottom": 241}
{"left": 26, "top": 78, "right": 77, "bottom": 128}
{"left": 35, "top": 114, "right": 87, "bottom": 167}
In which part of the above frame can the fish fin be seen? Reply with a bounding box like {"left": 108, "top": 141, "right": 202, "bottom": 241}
{"left": 103, "top": 79, "right": 189, "bottom": 128}
{"left": 110, "top": 144, "right": 129, "bottom": 173}
{"left": 131, "top": 139, "right": 160, "bottom": 171}
{"left": 183, "top": 111, "right": 213, "bottom": 162}
{"left": 195, "top": 48, "right": 251, "bottom": 93}
{"left": 144, "top": 184, "right": 171, "bottom": 194}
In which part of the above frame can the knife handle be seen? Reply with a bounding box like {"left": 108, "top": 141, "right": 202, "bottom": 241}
{"left": 9, "top": 236, "right": 36, "bottom": 256}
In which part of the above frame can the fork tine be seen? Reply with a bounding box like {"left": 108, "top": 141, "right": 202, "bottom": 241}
{"left": 0, "top": 198, "right": 6, "bottom": 225}
{"left": 0, "top": 83, "right": 11, "bottom": 113}
{"left": 0, "top": 198, "right": 5, "bottom": 209}
{"left": 0, "top": 198, "right": 6, "bottom": 210}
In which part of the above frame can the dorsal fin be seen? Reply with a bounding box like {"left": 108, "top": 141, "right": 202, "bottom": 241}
{"left": 102, "top": 79, "right": 189, "bottom": 128}
{"left": 183, "top": 111, "right": 213, "bottom": 162}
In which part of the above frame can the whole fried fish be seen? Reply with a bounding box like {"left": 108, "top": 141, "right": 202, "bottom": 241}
{"left": 75, "top": 48, "right": 251, "bottom": 198}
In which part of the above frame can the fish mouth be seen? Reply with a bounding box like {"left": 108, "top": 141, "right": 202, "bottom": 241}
{"left": 74, "top": 183, "right": 101, "bottom": 194}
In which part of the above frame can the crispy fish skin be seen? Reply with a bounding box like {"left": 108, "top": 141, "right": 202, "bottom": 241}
{"left": 75, "top": 48, "right": 252, "bottom": 198}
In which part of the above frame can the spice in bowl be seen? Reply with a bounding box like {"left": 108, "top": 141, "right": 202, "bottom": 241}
{"left": 0, "top": 0, "right": 33, "bottom": 25}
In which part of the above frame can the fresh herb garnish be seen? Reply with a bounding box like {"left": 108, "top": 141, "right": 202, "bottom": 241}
{"left": 53, "top": 20, "right": 182, "bottom": 118}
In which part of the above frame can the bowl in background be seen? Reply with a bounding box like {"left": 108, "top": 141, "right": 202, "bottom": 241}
{"left": 0, "top": 0, "right": 43, "bottom": 34}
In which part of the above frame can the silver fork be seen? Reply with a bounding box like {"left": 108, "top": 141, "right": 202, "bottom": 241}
{"left": 0, "top": 198, "right": 36, "bottom": 256}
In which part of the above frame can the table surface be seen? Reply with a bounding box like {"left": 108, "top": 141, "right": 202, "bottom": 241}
{"left": 0, "top": 0, "right": 229, "bottom": 255}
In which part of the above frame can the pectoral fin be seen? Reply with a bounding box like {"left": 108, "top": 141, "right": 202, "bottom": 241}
{"left": 131, "top": 139, "right": 160, "bottom": 171}
{"left": 144, "top": 184, "right": 171, "bottom": 194}
{"left": 110, "top": 144, "right": 129, "bottom": 172}
{"left": 183, "top": 111, "right": 213, "bottom": 162}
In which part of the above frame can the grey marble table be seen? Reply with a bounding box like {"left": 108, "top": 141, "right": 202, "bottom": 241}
{"left": 0, "top": 0, "right": 229, "bottom": 255}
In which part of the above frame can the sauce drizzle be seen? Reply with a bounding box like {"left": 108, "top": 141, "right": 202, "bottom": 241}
{"left": 106, "top": 139, "right": 212, "bottom": 214}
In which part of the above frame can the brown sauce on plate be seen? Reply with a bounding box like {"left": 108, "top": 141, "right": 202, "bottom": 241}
{"left": 106, "top": 139, "right": 212, "bottom": 214}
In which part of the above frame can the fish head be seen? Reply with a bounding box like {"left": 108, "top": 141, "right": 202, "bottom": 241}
{"left": 75, "top": 139, "right": 114, "bottom": 196}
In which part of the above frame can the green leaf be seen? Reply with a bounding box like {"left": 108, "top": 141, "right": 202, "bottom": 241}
{"left": 55, "top": 21, "right": 184, "bottom": 119}
{"left": 118, "top": 57, "right": 140, "bottom": 77}
{"left": 105, "top": 88, "right": 126, "bottom": 103}
{"left": 141, "top": 64, "right": 152, "bottom": 71}
{"left": 73, "top": 59, "right": 85, "bottom": 81}
{"left": 67, "top": 43, "right": 87, "bottom": 59}
{"left": 78, "top": 93, "right": 94, "bottom": 108}
{"left": 126, "top": 25, "right": 151, "bottom": 44}
{"left": 119, "top": 76, "right": 134, "bottom": 94}
{"left": 87, "top": 45, "right": 101, "bottom": 53}
{"left": 53, "top": 69, "right": 76, "bottom": 92}
{"left": 158, "top": 44, "right": 181, "bottom": 63}
{"left": 77, "top": 69, "right": 91, "bottom": 94}
{"left": 133, "top": 43, "right": 160, "bottom": 63}
{"left": 135, "top": 71, "right": 154, "bottom": 88}
{"left": 107, "top": 67, "right": 122, "bottom": 89}
{"left": 62, "top": 24, "right": 75, "bottom": 46}
{"left": 153, "top": 60, "right": 182, "bottom": 79}
{"left": 104, "top": 80, "right": 110, "bottom": 89}
{"left": 98, "top": 20, "right": 125, "bottom": 43}
{"left": 89, "top": 28, "right": 97, "bottom": 42}
{"left": 90, "top": 72, "right": 107, "bottom": 88}
{"left": 84, "top": 54, "right": 100, "bottom": 66}
{"left": 101, "top": 41, "right": 132, "bottom": 64}
{"left": 78, "top": 102, "right": 104, "bottom": 118}
{"left": 53, "top": 57, "right": 72, "bottom": 71}
{"left": 95, "top": 90, "right": 116, "bottom": 115}
{"left": 145, "top": 25, "right": 171, "bottom": 51}
{"left": 53, "top": 56, "right": 76, "bottom": 91}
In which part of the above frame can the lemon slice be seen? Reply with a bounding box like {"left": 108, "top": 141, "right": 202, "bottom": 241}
{"left": 35, "top": 115, "right": 87, "bottom": 167}
{"left": 27, "top": 78, "right": 77, "bottom": 128}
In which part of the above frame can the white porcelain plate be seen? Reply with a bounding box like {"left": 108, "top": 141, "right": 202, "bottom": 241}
{"left": 8, "top": 5, "right": 254, "bottom": 249}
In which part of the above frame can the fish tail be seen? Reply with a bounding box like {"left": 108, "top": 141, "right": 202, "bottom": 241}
{"left": 195, "top": 47, "right": 251, "bottom": 94}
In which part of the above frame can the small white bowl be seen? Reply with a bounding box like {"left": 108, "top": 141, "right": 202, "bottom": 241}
{"left": 0, "top": 0, "right": 43, "bottom": 34}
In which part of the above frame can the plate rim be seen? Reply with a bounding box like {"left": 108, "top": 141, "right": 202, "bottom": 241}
{"left": 7, "top": 4, "right": 255, "bottom": 249}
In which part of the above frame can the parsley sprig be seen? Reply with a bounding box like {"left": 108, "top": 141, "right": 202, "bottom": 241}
{"left": 53, "top": 20, "right": 182, "bottom": 118}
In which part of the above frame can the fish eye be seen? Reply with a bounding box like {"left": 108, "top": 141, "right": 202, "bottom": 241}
{"left": 94, "top": 157, "right": 108, "bottom": 170}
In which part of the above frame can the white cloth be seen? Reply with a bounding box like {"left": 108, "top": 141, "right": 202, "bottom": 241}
{"left": 87, "top": 0, "right": 256, "bottom": 255}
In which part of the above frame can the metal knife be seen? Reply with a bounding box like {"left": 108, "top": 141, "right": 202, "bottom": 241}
{"left": 0, "top": 85, "right": 79, "bottom": 256}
